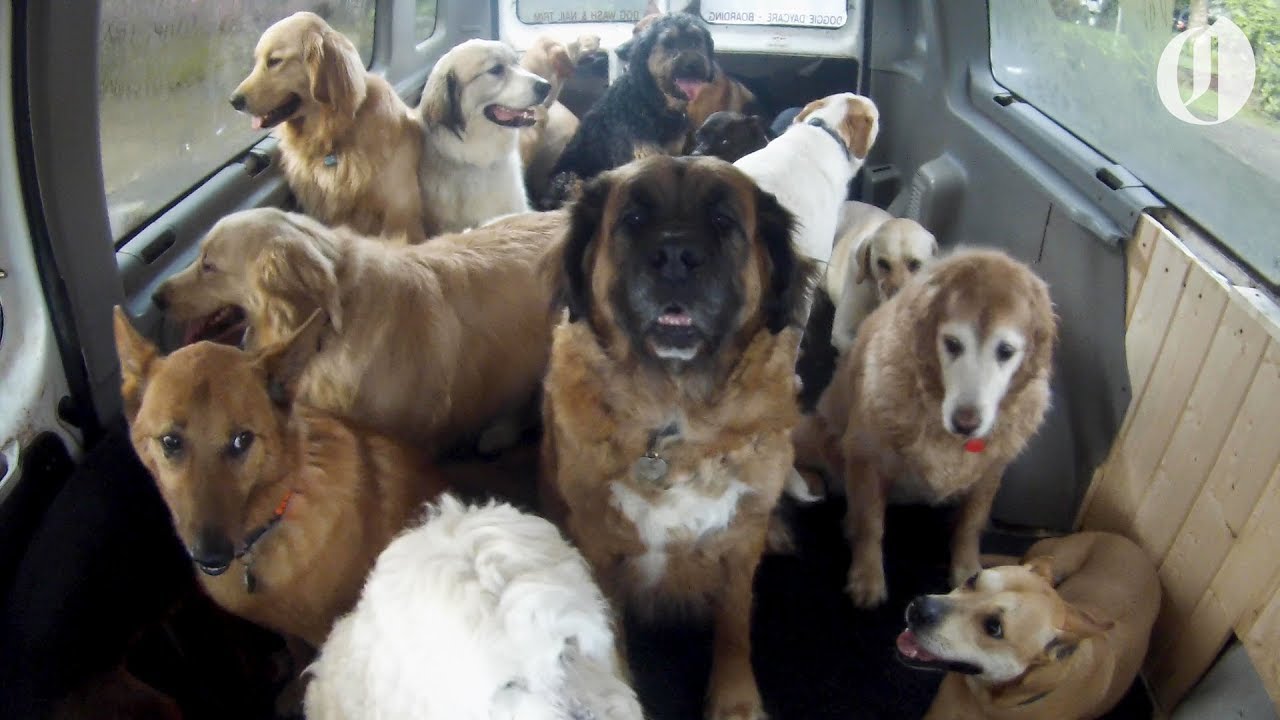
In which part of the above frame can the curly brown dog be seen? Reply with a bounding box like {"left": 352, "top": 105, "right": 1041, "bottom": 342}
{"left": 812, "top": 248, "right": 1058, "bottom": 608}
{"left": 541, "top": 155, "right": 815, "bottom": 720}
{"left": 230, "top": 12, "right": 426, "bottom": 243}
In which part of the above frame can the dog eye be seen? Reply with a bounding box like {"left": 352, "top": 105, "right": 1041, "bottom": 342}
{"left": 983, "top": 615, "right": 1003, "bottom": 639}
{"left": 159, "top": 433, "right": 184, "bottom": 458}
{"left": 228, "top": 430, "right": 255, "bottom": 457}
{"left": 488, "top": 64, "right": 505, "bottom": 76}
{"left": 200, "top": 259, "right": 218, "bottom": 274}
{"left": 876, "top": 258, "right": 891, "bottom": 272}
{"left": 266, "top": 56, "right": 283, "bottom": 69}
{"left": 995, "top": 342, "right": 1016, "bottom": 363}
{"left": 943, "top": 335, "right": 963, "bottom": 358}
{"left": 710, "top": 210, "right": 735, "bottom": 234}
{"left": 907, "top": 260, "right": 922, "bottom": 273}
{"left": 622, "top": 208, "right": 648, "bottom": 228}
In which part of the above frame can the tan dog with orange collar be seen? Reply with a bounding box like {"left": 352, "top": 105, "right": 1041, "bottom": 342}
{"left": 898, "top": 531, "right": 1160, "bottom": 720}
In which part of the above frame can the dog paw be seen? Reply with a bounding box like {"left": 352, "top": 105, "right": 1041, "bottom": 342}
{"left": 784, "top": 467, "right": 824, "bottom": 504}
{"left": 706, "top": 692, "right": 767, "bottom": 720}
{"left": 847, "top": 563, "right": 888, "bottom": 608}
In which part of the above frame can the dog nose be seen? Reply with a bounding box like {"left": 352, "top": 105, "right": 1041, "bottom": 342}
{"left": 651, "top": 240, "right": 706, "bottom": 283}
{"left": 190, "top": 527, "right": 235, "bottom": 575}
{"left": 906, "top": 596, "right": 946, "bottom": 629}
{"left": 533, "top": 80, "right": 551, "bottom": 102}
{"left": 229, "top": 93, "right": 247, "bottom": 111}
{"left": 152, "top": 289, "right": 170, "bottom": 311}
{"left": 950, "top": 406, "right": 982, "bottom": 436}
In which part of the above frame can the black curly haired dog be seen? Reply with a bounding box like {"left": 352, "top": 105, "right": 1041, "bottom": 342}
{"left": 540, "top": 13, "right": 715, "bottom": 209}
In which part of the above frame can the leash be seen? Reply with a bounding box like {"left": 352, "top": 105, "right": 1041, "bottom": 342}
{"left": 805, "top": 117, "right": 852, "bottom": 161}
{"left": 236, "top": 488, "right": 296, "bottom": 593}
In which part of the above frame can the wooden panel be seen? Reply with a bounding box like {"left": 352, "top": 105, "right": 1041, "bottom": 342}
{"left": 1126, "top": 217, "right": 1161, "bottom": 327}
{"left": 1243, "top": 587, "right": 1280, "bottom": 705}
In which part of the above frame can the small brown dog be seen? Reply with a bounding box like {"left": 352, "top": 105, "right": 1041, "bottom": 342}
{"left": 542, "top": 155, "right": 814, "bottom": 720}
{"left": 153, "top": 207, "right": 564, "bottom": 455}
{"left": 115, "top": 308, "right": 447, "bottom": 647}
{"left": 898, "top": 531, "right": 1161, "bottom": 720}
{"left": 518, "top": 36, "right": 584, "bottom": 202}
{"left": 230, "top": 12, "right": 426, "bottom": 243}
{"left": 813, "top": 248, "right": 1058, "bottom": 608}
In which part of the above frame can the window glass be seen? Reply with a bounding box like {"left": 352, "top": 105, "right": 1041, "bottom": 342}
{"left": 415, "top": 0, "right": 439, "bottom": 48}
{"left": 99, "top": 1, "right": 375, "bottom": 243}
{"left": 517, "top": 0, "right": 648, "bottom": 25}
{"left": 990, "top": 0, "right": 1280, "bottom": 285}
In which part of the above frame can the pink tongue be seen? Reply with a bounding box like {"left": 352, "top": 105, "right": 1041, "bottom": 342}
{"left": 492, "top": 106, "right": 528, "bottom": 122}
{"left": 675, "top": 79, "right": 706, "bottom": 102}
{"left": 658, "top": 312, "right": 693, "bottom": 327}
{"left": 896, "top": 630, "right": 939, "bottom": 662}
{"left": 251, "top": 116, "right": 265, "bottom": 130}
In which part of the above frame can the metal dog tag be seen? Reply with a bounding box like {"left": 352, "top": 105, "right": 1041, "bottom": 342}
{"left": 633, "top": 454, "right": 669, "bottom": 485}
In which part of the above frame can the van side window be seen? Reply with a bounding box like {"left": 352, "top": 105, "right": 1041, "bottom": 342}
{"left": 416, "top": 0, "right": 439, "bottom": 47}
{"left": 989, "top": 1, "right": 1280, "bottom": 285}
{"left": 98, "top": 1, "right": 376, "bottom": 243}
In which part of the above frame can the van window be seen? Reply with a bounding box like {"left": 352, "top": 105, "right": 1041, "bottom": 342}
{"left": 516, "top": 0, "right": 647, "bottom": 25}
{"left": 989, "top": 0, "right": 1280, "bottom": 285}
{"left": 415, "top": 0, "right": 439, "bottom": 48}
{"left": 99, "top": 1, "right": 376, "bottom": 242}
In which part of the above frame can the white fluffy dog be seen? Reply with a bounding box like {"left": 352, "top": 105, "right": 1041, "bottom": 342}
{"left": 418, "top": 40, "right": 551, "bottom": 234}
{"left": 303, "top": 495, "right": 643, "bottom": 720}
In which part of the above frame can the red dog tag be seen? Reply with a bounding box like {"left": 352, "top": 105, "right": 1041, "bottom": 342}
{"left": 964, "top": 438, "right": 986, "bottom": 453}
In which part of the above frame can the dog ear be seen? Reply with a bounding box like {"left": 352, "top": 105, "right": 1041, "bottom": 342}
{"left": 753, "top": 187, "right": 814, "bottom": 333}
{"left": 1025, "top": 556, "right": 1057, "bottom": 584}
{"left": 556, "top": 175, "right": 612, "bottom": 323}
{"left": 614, "top": 37, "right": 636, "bottom": 64}
{"left": 1009, "top": 270, "right": 1059, "bottom": 398}
{"left": 855, "top": 239, "right": 873, "bottom": 284}
{"left": 251, "top": 217, "right": 343, "bottom": 337}
{"left": 253, "top": 309, "right": 327, "bottom": 406}
{"left": 840, "top": 95, "right": 880, "bottom": 160}
{"left": 113, "top": 306, "right": 159, "bottom": 423}
{"left": 304, "top": 24, "right": 366, "bottom": 117}
{"left": 1044, "top": 603, "right": 1113, "bottom": 663}
{"left": 420, "top": 69, "right": 466, "bottom": 138}
{"left": 550, "top": 44, "right": 576, "bottom": 80}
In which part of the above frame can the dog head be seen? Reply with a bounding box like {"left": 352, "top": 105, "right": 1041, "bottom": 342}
{"left": 794, "top": 92, "right": 880, "bottom": 166}
{"left": 623, "top": 13, "right": 715, "bottom": 110}
{"left": 420, "top": 39, "right": 551, "bottom": 136}
{"left": 554, "top": 154, "right": 812, "bottom": 369}
{"left": 114, "top": 306, "right": 325, "bottom": 577}
{"left": 855, "top": 218, "right": 939, "bottom": 300}
{"left": 521, "top": 36, "right": 577, "bottom": 96}
{"left": 690, "top": 111, "right": 770, "bottom": 162}
{"left": 906, "top": 249, "right": 1057, "bottom": 440}
{"left": 230, "top": 11, "right": 366, "bottom": 130}
{"left": 567, "top": 33, "right": 609, "bottom": 79}
{"left": 153, "top": 208, "right": 343, "bottom": 345}
{"left": 897, "top": 562, "right": 1113, "bottom": 693}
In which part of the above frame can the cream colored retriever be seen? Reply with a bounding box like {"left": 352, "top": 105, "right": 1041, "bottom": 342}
{"left": 813, "top": 248, "right": 1058, "bottom": 608}
{"left": 831, "top": 217, "right": 938, "bottom": 352}
{"left": 418, "top": 40, "right": 551, "bottom": 234}
{"left": 230, "top": 12, "right": 426, "bottom": 243}
{"left": 519, "top": 36, "right": 586, "bottom": 203}
{"left": 153, "top": 208, "right": 566, "bottom": 455}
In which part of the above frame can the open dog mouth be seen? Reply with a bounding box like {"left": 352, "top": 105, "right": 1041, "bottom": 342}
{"left": 895, "top": 630, "right": 984, "bottom": 675}
{"left": 647, "top": 305, "right": 704, "bottom": 360}
{"left": 672, "top": 76, "right": 709, "bottom": 103}
{"left": 249, "top": 94, "right": 302, "bottom": 130}
{"left": 183, "top": 306, "right": 248, "bottom": 347}
{"left": 484, "top": 104, "right": 537, "bottom": 127}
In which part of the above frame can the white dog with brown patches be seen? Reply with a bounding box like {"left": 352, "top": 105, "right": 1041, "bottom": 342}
{"left": 418, "top": 39, "right": 552, "bottom": 234}
{"left": 734, "top": 93, "right": 880, "bottom": 266}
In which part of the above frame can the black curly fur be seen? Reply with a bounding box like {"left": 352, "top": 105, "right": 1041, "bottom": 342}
{"left": 540, "top": 13, "right": 714, "bottom": 209}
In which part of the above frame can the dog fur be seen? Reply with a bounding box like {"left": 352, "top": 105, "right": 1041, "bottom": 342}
{"left": 541, "top": 155, "right": 815, "bottom": 720}
{"left": 824, "top": 201, "right": 892, "bottom": 301}
{"left": 303, "top": 495, "right": 643, "bottom": 720}
{"left": 813, "top": 248, "right": 1057, "bottom": 608}
{"left": 831, "top": 217, "right": 938, "bottom": 352}
{"left": 690, "top": 111, "right": 770, "bottom": 163}
{"left": 153, "top": 207, "right": 564, "bottom": 455}
{"left": 230, "top": 12, "right": 427, "bottom": 243}
{"left": 418, "top": 39, "right": 551, "bottom": 234}
{"left": 519, "top": 36, "right": 586, "bottom": 204}
{"left": 734, "top": 93, "right": 880, "bottom": 265}
{"left": 543, "top": 14, "right": 716, "bottom": 209}
{"left": 900, "top": 532, "right": 1160, "bottom": 720}
{"left": 114, "top": 308, "right": 447, "bottom": 647}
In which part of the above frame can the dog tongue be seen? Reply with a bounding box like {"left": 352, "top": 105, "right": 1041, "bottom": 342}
{"left": 964, "top": 438, "right": 987, "bottom": 453}
{"left": 896, "top": 630, "right": 939, "bottom": 662}
{"left": 675, "top": 79, "right": 707, "bottom": 102}
{"left": 492, "top": 106, "right": 530, "bottom": 123}
{"left": 251, "top": 115, "right": 265, "bottom": 130}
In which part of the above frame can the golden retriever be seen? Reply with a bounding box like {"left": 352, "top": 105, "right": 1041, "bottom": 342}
{"left": 831, "top": 216, "right": 938, "bottom": 352}
{"left": 152, "top": 207, "right": 565, "bottom": 455}
{"left": 230, "top": 12, "right": 426, "bottom": 243}
{"left": 813, "top": 248, "right": 1058, "bottom": 608}
{"left": 114, "top": 308, "right": 447, "bottom": 647}
{"left": 899, "top": 532, "right": 1160, "bottom": 720}
{"left": 519, "top": 36, "right": 585, "bottom": 203}
{"left": 541, "top": 155, "right": 816, "bottom": 720}
{"left": 418, "top": 39, "right": 551, "bottom": 234}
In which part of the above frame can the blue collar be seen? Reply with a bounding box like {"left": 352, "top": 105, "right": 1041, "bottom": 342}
{"left": 806, "top": 117, "right": 851, "bottom": 160}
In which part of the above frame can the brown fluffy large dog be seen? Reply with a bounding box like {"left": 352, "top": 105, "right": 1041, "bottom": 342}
{"left": 812, "top": 249, "right": 1057, "bottom": 608}
{"left": 541, "top": 155, "right": 814, "bottom": 720}
{"left": 115, "top": 309, "right": 447, "bottom": 647}
{"left": 230, "top": 12, "right": 427, "bottom": 243}
{"left": 153, "top": 208, "right": 564, "bottom": 454}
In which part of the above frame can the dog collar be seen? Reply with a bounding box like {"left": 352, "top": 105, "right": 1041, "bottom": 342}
{"left": 236, "top": 488, "right": 296, "bottom": 593}
{"left": 964, "top": 438, "right": 986, "bottom": 453}
{"left": 806, "top": 117, "right": 851, "bottom": 161}
{"left": 632, "top": 422, "right": 681, "bottom": 488}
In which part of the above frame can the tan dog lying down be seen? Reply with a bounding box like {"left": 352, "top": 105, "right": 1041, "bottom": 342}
{"left": 831, "top": 216, "right": 938, "bottom": 352}
{"left": 154, "top": 208, "right": 565, "bottom": 455}
{"left": 898, "top": 531, "right": 1161, "bottom": 720}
